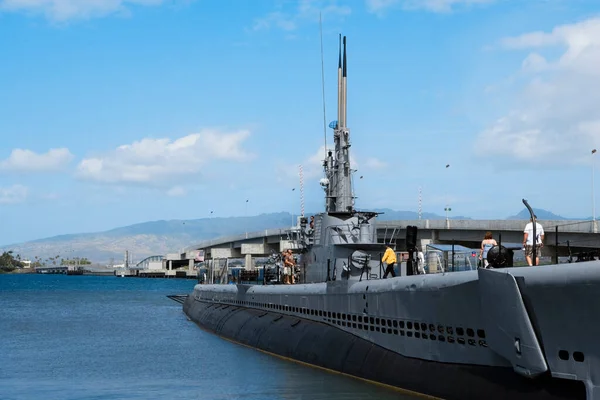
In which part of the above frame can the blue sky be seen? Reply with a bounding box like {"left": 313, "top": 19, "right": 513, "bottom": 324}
{"left": 1, "top": 0, "right": 600, "bottom": 244}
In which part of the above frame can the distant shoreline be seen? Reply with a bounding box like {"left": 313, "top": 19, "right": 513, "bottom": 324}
{"left": 0, "top": 268, "right": 36, "bottom": 275}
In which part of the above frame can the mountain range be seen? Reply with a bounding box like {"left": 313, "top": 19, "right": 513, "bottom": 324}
{"left": 0, "top": 208, "right": 580, "bottom": 264}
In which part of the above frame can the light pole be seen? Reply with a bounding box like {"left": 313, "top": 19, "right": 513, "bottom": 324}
{"left": 181, "top": 221, "right": 186, "bottom": 254}
{"left": 593, "top": 149, "right": 597, "bottom": 233}
{"left": 445, "top": 206, "right": 452, "bottom": 228}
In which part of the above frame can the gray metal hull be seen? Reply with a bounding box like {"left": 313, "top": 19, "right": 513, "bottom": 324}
{"left": 183, "top": 297, "right": 581, "bottom": 399}
{"left": 182, "top": 261, "right": 600, "bottom": 399}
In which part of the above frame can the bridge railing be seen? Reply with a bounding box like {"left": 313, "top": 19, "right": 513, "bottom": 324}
{"left": 551, "top": 220, "right": 600, "bottom": 263}
{"left": 180, "top": 219, "right": 600, "bottom": 266}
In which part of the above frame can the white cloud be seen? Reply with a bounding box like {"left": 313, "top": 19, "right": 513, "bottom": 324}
{"left": 166, "top": 186, "right": 186, "bottom": 197}
{"left": 476, "top": 17, "right": 600, "bottom": 165}
{"left": 76, "top": 128, "right": 254, "bottom": 184}
{"left": 0, "top": 148, "right": 74, "bottom": 172}
{"left": 0, "top": 184, "right": 28, "bottom": 204}
{"left": 521, "top": 53, "right": 548, "bottom": 73}
{"left": 365, "top": 0, "right": 396, "bottom": 14}
{"left": 41, "top": 192, "right": 60, "bottom": 200}
{"left": 0, "top": 0, "right": 168, "bottom": 21}
{"left": 365, "top": 0, "right": 493, "bottom": 14}
{"left": 252, "top": 0, "right": 351, "bottom": 32}
{"left": 253, "top": 11, "right": 297, "bottom": 32}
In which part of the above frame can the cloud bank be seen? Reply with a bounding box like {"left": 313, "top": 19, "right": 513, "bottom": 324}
{"left": 0, "top": 0, "right": 170, "bottom": 21}
{"left": 476, "top": 17, "right": 600, "bottom": 165}
{"left": 0, "top": 148, "right": 74, "bottom": 172}
{"left": 365, "top": 0, "right": 494, "bottom": 14}
{"left": 76, "top": 128, "right": 254, "bottom": 185}
{"left": 252, "top": 0, "right": 351, "bottom": 32}
{"left": 0, "top": 184, "right": 28, "bottom": 204}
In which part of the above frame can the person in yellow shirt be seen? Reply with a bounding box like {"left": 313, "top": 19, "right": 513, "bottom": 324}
{"left": 382, "top": 245, "right": 397, "bottom": 278}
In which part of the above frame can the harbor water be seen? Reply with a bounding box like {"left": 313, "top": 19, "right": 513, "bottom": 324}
{"left": 0, "top": 275, "right": 415, "bottom": 400}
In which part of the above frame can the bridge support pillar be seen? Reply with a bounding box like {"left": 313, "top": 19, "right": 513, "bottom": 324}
{"left": 431, "top": 229, "right": 439, "bottom": 243}
{"left": 168, "top": 260, "right": 172, "bottom": 271}
{"left": 245, "top": 254, "right": 253, "bottom": 270}
{"left": 188, "top": 259, "right": 194, "bottom": 272}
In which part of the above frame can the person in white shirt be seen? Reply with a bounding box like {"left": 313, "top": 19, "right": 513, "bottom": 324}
{"left": 523, "top": 216, "right": 544, "bottom": 266}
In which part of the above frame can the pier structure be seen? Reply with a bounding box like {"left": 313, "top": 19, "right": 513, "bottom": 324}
{"left": 35, "top": 265, "right": 83, "bottom": 275}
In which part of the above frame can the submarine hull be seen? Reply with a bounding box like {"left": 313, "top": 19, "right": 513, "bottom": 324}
{"left": 183, "top": 296, "right": 584, "bottom": 400}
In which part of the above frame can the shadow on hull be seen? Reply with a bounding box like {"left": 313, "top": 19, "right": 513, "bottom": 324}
{"left": 183, "top": 296, "right": 585, "bottom": 400}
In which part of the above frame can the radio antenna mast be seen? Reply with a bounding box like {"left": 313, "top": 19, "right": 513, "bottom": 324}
{"left": 319, "top": 12, "right": 328, "bottom": 160}
{"left": 299, "top": 164, "right": 305, "bottom": 217}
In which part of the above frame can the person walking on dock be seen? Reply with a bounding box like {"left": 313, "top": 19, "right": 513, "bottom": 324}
{"left": 523, "top": 217, "right": 544, "bottom": 266}
{"left": 382, "top": 245, "right": 397, "bottom": 278}
{"left": 479, "top": 231, "right": 498, "bottom": 269}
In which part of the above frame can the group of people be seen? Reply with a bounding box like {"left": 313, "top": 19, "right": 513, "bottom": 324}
{"left": 480, "top": 216, "right": 545, "bottom": 268}
{"left": 379, "top": 217, "right": 546, "bottom": 273}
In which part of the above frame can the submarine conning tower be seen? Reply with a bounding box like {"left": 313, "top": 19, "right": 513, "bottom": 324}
{"left": 324, "top": 35, "right": 354, "bottom": 214}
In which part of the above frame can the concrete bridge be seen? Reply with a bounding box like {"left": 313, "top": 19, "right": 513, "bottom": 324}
{"left": 161, "top": 218, "right": 600, "bottom": 271}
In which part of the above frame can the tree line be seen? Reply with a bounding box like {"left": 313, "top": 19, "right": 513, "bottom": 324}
{"left": 0, "top": 251, "right": 24, "bottom": 272}
{"left": 0, "top": 251, "right": 92, "bottom": 272}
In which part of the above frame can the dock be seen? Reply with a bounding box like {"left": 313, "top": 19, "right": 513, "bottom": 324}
{"left": 115, "top": 268, "right": 197, "bottom": 279}
{"left": 35, "top": 266, "right": 84, "bottom": 275}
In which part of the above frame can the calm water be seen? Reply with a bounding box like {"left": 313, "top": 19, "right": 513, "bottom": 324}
{"left": 0, "top": 275, "right": 413, "bottom": 400}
